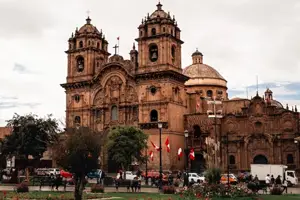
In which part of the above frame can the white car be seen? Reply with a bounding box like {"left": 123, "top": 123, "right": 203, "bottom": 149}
{"left": 188, "top": 173, "right": 205, "bottom": 183}
{"left": 116, "top": 171, "right": 141, "bottom": 180}
{"left": 45, "top": 168, "right": 60, "bottom": 176}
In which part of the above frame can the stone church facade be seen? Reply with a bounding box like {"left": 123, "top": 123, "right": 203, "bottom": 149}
{"left": 61, "top": 2, "right": 300, "bottom": 173}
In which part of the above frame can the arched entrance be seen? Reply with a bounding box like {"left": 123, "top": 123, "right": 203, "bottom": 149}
{"left": 253, "top": 155, "right": 268, "bottom": 164}
{"left": 191, "top": 153, "right": 206, "bottom": 173}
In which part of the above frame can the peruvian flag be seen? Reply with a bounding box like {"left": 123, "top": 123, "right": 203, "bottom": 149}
{"left": 151, "top": 141, "right": 160, "bottom": 151}
{"left": 177, "top": 148, "right": 183, "bottom": 160}
{"left": 149, "top": 151, "right": 154, "bottom": 161}
{"left": 189, "top": 148, "right": 195, "bottom": 160}
{"left": 165, "top": 137, "right": 170, "bottom": 153}
{"left": 117, "top": 36, "right": 120, "bottom": 40}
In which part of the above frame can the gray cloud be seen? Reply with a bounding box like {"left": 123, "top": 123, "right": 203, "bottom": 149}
{"left": 13, "top": 63, "right": 35, "bottom": 74}
{"left": 0, "top": 102, "right": 40, "bottom": 109}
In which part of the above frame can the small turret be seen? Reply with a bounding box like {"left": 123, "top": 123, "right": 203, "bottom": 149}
{"left": 130, "top": 43, "right": 138, "bottom": 70}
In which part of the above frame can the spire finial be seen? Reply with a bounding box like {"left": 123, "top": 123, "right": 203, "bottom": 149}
{"left": 86, "top": 10, "right": 91, "bottom": 24}
{"left": 157, "top": 1, "right": 162, "bottom": 10}
{"left": 133, "top": 43, "right": 136, "bottom": 50}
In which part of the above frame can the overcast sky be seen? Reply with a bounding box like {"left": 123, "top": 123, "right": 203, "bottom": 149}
{"left": 0, "top": 0, "right": 300, "bottom": 126}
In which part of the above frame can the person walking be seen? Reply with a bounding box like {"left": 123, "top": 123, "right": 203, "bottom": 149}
{"left": 282, "top": 179, "right": 288, "bottom": 194}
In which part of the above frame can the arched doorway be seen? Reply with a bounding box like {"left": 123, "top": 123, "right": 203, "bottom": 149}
{"left": 190, "top": 153, "right": 206, "bottom": 173}
{"left": 253, "top": 155, "right": 268, "bottom": 164}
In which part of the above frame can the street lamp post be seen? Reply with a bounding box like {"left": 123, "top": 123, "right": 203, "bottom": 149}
{"left": 145, "top": 144, "right": 148, "bottom": 185}
{"left": 207, "top": 97, "right": 222, "bottom": 166}
{"left": 158, "top": 122, "right": 163, "bottom": 190}
{"left": 226, "top": 132, "right": 230, "bottom": 187}
{"left": 184, "top": 130, "right": 189, "bottom": 171}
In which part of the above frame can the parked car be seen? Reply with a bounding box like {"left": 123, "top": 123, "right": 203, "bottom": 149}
{"left": 87, "top": 169, "right": 102, "bottom": 179}
{"left": 188, "top": 173, "right": 205, "bottom": 183}
{"left": 60, "top": 170, "right": 72, "bottom": 178}
{"left": 220, "top": 174, "right": 238, "bottom": 185}
{"left": 45, "top": 168, "right": 60, "bottom": 176}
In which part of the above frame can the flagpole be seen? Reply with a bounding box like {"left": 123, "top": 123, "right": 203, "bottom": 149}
{"left": 118, "top": 37, "right": 120, "bottom": 54}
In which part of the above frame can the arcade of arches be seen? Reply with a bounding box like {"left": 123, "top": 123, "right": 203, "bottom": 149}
{"left": 61, "top": 2, "right": 300, "bottom": 172}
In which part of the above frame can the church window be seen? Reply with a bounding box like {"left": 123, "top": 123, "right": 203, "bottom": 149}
{"left": 174, "top": 87, "right": 179, "bottom": 95}
{"left": 150, "top": 86, "right": 157, "bottom": 95}
{"left": 193, "top": 125, "right": 201, "bottom": 138}
{"left": 76, "top": 56, "right": 84, "bottom": 72}
{"left": 74, "top": 116, "right": 81, "bottom": 124}
{"left": 171, "top": 29, "right": 173, "bottom": 36}
{"left": 171, "top": 46, "right": 176, "bottom": 58}
{"left": 140, "top": 31, "right": 143, "bottom": 37}
{"left": 111, "top": 105, "right": 118, "bottom": 121}
{"left": 287, "top": 154, "right": 294, "bottom": 164}
{"left": 97, "top": 42, "right": 100, "bottom": 49}
{"left": 150, "top": 110, "right": 158, "bottom": 122}
{"left": 74, "top": 95, "right": 80, "bottom": 103}
{"left": 163, "top": 27, "right": 166, "bottom": 33}
{"left": 149, "top": 44, "right": 158, "bottom": 62}
{"left": 217, "top": 90, "right": 223, "bottom": 95}
{"left": 151, "top": 28, "right": 156, "bottom": 36}
{"left": 88, "top": 40, "right": 91, "bottom": 46}
{"left": 207, "top": 90, "right": 213, "bottom": 98}
{"left": 79, "top": 41, "right": 83, "bottom": 48}
{"left": 69, "top": 43, "right": 72, "bottom": 49}
{"left": 229, "top": 155, "right": 236, "bottom": 164}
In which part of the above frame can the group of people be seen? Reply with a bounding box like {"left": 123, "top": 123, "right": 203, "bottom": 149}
{"left": 265, "top": 174, "right": 288, "bottom": 193}
{"left": 115, "top": 170, "right": 142, "bottom": 192}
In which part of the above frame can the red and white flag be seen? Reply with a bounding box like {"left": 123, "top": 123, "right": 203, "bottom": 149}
{"left": 165, "top": 137, "right": 170, "bottom": 153}
{"left": 189, "top": 148, "right": 195, "bottom": 160}
{"left": 117, "top": 36, "right": 120, "bottom": 40}
{"left": 149, "top": 151, "right": 154, "bottom": 161}
{"left": 177, "top": 148, "right": 183, "bottom": 160}
{"left": 151, "top": 141, "right": 160, "bottom": 151}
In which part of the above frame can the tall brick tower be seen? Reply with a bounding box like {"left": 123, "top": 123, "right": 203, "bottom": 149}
{"left": 136, "top": 2, "right": 189, "bottom": 170}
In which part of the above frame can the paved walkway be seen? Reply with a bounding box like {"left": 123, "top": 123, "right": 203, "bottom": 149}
{"left": 0, "top": 185, "right": 159, "bottom": 193}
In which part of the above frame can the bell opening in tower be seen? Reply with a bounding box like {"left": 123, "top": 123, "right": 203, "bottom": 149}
{"left": 149, "top": 44, "right": 158, "bottom": 62}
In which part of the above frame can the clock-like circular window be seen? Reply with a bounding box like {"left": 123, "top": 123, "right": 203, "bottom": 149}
{"left": 150, "top": 86, "right": 157, "bottom": 95}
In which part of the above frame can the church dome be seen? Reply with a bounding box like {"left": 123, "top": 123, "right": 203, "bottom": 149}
{"left": 150, "top": 2, "right": 169, "bottom": 19}
{"left": 78, "top": 17, "right": 100, "bottom": 34}
{"left": 183, "top": 50, "right": 227, "bottom": 87}
{"left": 270, "top": 100, "right": 283, "bottom": 108}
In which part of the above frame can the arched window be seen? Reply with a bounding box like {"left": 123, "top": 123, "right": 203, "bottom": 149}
{"left": 150, "top": 110, "right": 158, "bottom": 122}
{"left": 96, "top": 110, "right": 101, "bottom": 119}
{"left": 140, "top": 31, "right": 143, "bottom": 37}
{"left": 111, "top": 105, "right": 118, "bottom": 121}
{"left": 88, "top": 40, "right": 91, "bottom": 46}
{"left": 229, "top": 155, "right": 235, "bottom": 164}
{"left": 149, "top": 44, "right": 158, "bottom": 62}
{"left": 74, "top": 95, "right": 80, "bottom": 103}
{"left": 193, "top": 125, "right": 201, "bottom": 138}
{"left": 171, "top": 46, "right": 176, "bottom": 58}
{"left": 207, "top": 90, "right": 213, "bottom": 98}
{"left": 79, "top": 41, "right": 83, "bottom": 48}
{"left": 97, "top": 42, "right": 100, "bottom": 49}
{"left": 76, "top": 56, "right": 84, "bottom": 72}
{"left": 287, "top": 154, "right": 294, "bottom": 164}
{"left": 151, "top": 28, "right": 156, "bottom": 36}
{"left": 163, "top": 27, "right": 166, "bottom": 33}
{"left": 74, "top": 116, "right": 81, "bottom": 124}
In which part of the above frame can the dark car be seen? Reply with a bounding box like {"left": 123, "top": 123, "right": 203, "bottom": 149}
{"left": 87, "top": 169, "right": 101, "bottom": 179}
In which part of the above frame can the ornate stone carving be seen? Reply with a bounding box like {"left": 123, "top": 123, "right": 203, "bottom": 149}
{"left": 94, "top": 89, "right": 105, "bottom": 105}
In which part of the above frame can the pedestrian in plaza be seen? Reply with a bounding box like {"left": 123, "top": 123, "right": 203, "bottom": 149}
{"left": 275, "top": 175, "right": 282, "bottom": 186}
{"left": 282, "top": 179, "right": 288, "bottom": 194}
{"left": 271, "top": 175, "right": 275, "bottom": 186}
{"left": 183, "top": 170, "right": 189, "bottom": 188}
{"left": 265, "top": 174, "right": 270, "bottom": 188}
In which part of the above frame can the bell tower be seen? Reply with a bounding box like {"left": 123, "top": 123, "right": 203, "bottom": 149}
{"left": 135, "top": 2, "right": 189, "bottom": 170}
{"left": 65, "top": 17, "right": 110, "bottom": 83}
{"left": 136, "top": 2, "right": 183, "bottom": 72}
{"left": 62, "top": 16, "right": 110, "bottom": 128}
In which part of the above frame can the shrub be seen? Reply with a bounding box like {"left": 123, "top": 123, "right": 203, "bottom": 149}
{"left": 204, "top": 168, "right": 221, "bottom": 184}
{"left": 247, "top": 182, "right": 259, "bottom": 192}
{"left": 173, "top": 179, "right": 180, "bottom": 187}
{"left": 91, "top": 184, "right": 104, "bottom": 193}
{"left": 270, "top": 186, "right": 283, "bottom": 195}
{"left": 16, "top": 182, "right": 29, "bottom": 193}
{"left": 163, "top": 185, "right": 176, "bottom": 194}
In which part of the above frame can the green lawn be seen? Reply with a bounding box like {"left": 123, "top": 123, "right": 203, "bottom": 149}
{"left": 1, "top": 192, "right": 300, "bottom": 200}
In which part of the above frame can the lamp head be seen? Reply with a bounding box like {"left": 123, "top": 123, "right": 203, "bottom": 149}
{"left": 158, "top": 122, "right": 163, "bottom": 129}
{"left": 184, "top": 130, "right": 189, "bottom": 138}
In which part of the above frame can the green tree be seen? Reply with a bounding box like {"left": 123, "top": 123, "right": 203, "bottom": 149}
{"left": 1, "top": 113, "right": 60, "bottom": 171}
{"left": 107, "top": 126, "right": 148, "bottom": 171}
{"left": 53, "top": 127, "right": 101, "bottom": 200}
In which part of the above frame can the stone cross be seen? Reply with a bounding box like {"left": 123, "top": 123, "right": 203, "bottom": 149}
{"left": 113, "top": 44, "right": 119, "bottom": 55}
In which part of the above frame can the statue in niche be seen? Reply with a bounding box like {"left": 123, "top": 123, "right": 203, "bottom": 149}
{"left": 105, "top": 76, "right": 123, "bottom": 99}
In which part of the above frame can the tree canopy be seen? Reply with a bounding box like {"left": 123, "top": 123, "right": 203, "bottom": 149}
{"left": 1, "top": 113, "right": 60, "bottom": 160}
{"left": 53, "top": 127, "right": 101, "bottom": 200}
{"left": 107, "top": 126, "right": 148, "bottom": 170}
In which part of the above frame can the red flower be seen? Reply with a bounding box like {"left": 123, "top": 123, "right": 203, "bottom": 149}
{"left": 180, "top": 194, "right": 183, "bottom": 198}
{"left": 3, "top": 191, "right": 6, "bottom": 197}
{"left": 196, "top": 193, "right": 202, "bottom": 198}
